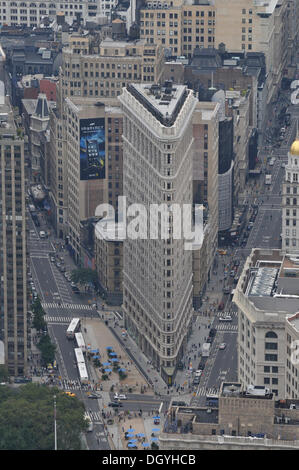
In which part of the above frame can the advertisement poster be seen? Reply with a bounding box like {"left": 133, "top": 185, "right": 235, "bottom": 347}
{"left": 80, "top": 118, "right": 105, "bottom": 180}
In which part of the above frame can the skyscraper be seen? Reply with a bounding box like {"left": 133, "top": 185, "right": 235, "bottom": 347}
{"left": 119, "top": 82, "right": 197, "bottom": 384}
{"left": 0, "top": 81, "right": 28, "bottom": 376}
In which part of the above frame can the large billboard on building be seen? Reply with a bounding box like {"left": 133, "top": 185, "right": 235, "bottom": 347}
{"left": 80, "top": 118, "right": 105, "bottom": 180}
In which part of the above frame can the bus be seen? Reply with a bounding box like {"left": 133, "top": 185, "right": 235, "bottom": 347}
{"left": 75, "top": 332, "right": 86, "bottom": 352}
{"left": 74, "top": 347, "right": 85, "bottom": 365}
{"left": 206, "top": 394, "right": 219, "bottom": 407}
{"left": 84, "top": 412, "right": 93, "bottom": 432}
{"left": 77, "top": 362, "right": 89, "bottom": 384}
{"left": 66, "top": 318, "right": 81, "bottom": 339}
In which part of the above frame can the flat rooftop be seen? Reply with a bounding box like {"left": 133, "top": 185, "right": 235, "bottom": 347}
{"left": 126, "top": 82, "right": 189, "bottom": 127}
{"left": 240, "top": 250, "right": 299, "bottom": 315}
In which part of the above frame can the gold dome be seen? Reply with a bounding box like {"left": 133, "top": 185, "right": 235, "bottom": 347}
{"left": 290, "top": 139, "right": 299, "bottom": 156}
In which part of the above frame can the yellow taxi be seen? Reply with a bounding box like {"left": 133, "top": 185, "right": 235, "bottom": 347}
{"left": 64, "top": 391, "right": 76, "bottom": 397}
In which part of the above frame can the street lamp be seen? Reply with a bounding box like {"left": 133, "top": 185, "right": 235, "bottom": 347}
{"left": 54, "top": 394, "right": 57, "bottom": 450}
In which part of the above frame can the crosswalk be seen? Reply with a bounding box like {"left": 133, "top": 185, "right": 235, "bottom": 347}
{"left": 215, "top": 311, "right": 238, "bottom": 318}
{"left": 86, "top": 410, "right": 103, "bottom": 423}
{"left": 215, "top": 324, "right": 238, "bottom": 332}
{"left": 192, "top": 386, "right": 220, "bottom": 398}
{"left": 42, "top": 302, "right": 93, "bottom": 310}
{"left": 44, "top": 315, "right": 73, "bottom": 324}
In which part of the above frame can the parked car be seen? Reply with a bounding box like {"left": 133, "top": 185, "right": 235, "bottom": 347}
{"left": 14, "top": 377, "right": 32, "bottom": 384}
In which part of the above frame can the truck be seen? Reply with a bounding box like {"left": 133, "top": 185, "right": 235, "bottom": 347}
{"left": 202, "top": 342, "right": 211, "bottom": 357}
{"left": 265, "top": 174, "right": 272, "bottom": 185}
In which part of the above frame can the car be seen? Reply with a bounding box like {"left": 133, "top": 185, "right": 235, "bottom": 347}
{"left": 209, "top": 328, "right": 216, "bottom": 337}
{"left": 218, "top": 302, "right": 224, "bottom": 311}
{"left": 39, "top": 230, "right": 46, "bottom": 239}
{"left": 219, "top": 315, "right": 232, "bottom": 322}
{"left": 219, "top": 343, "right": 226, "bottom": 350}
{"left": 65, "top": 391, "right": 76, "bottom": 397}
{"left": 14, "top": 377, "right": 32, "bottom": 384}
{"left": 50, "top": 256, "right": 55, "bottom": 263}
{"left": 172, "top": 401, "right": 187, "bottom": 407}
{"left": 108, "top": 401, "right": 123, "bottom": 407}
{"left": 194, "top": 369, "right": 202, "bottom": 377}
{"left": 223, "top": 287, "right": 230, "bottom": 294}
{"left": 88, "top": 392, "right": 102, "bottom": 399}
{"left": 230, "top": 270, "right": 235, "bottom": 277}
{"left": 206, "top": 337, "right": 212, "bottom": 343}
{"left": 114, "top": 393, "right": 127, "bottom": 400}
{"left": 218, "top": 249, "right": 227, "bottom": 255}
{"left": 193, "top": 377, "right": 200, "bottom": 385}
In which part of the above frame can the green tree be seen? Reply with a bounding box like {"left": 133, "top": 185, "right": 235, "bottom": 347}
{"left": 70, "top": 268, "right": 98, "bottom": 287}
{"left": 0, "top": 365, "right": 9, "bottom": 382}
{"left": 32, "top": 310, "right": 47, "bottom": 332}
{"left": 32, "top": 297, "right": 44, "bottom": 316}
{"left": 37, "top": 334, "right": 56, "bottom": 367}
{"left": 0, "top": 384, "right": 87, "bottom": 450}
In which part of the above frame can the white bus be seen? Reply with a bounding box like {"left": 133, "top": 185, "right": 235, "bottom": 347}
{"left": 78, "top": 362, "right": 89, "bottom": 384}
{"left": 66, "top": 318, "right": 81, "bottom": 339}
{"left": 84, "top": 412, "right": 93, "bottom": 432}
{"left": 74, "top": 347, "right": 85, "bottom": 365}
{"left": 75, "top": 332, "right": 86, "bottom": 352}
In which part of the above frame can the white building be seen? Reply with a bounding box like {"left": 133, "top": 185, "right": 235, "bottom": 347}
{"left": 282, "top": 138, "right": 299, "bottom": 254}
{"left": 0, "top": 0, "right": 110, "bottom": 27}
{"left": 118, "top": 82, "right": 197, "bottom": 384}
{"left": 233, "top": 248, "right": 299, "bottom": 399}
{"left": 285, "top": 312, "right": 299, "bottom": 399}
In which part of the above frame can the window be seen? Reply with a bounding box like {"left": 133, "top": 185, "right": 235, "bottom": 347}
{"left": 265, "top": 354, "right": 277, "bottom": 361}
{"left": 265, "top": 331, "right": 277, "bottom": 338}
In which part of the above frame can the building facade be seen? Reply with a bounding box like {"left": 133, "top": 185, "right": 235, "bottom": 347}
{"left": 61, "top": 38, "right": 164, "bottom": 101}
{"left": 160, "top": 382, "right": 299, "bottom": 450}
{"left": 0, "top": 84, "right": 29, "bottom": 376}
{"left": 139, "top": 0, "right": 216, "bottom": 58}
{"left": 192, "top": 100, "right": 219, "bottom": 306}
{"left": 282, "top": 138, "right": 299, "bottom": 254}
{"left": 0, "top": 0, "right": 105, "bottom": 27}
{"left": 119, "top": 82, "right": 197, "bottom": 384}
{"left": 233, "top": 248, "right": 299, "bottom": 399}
